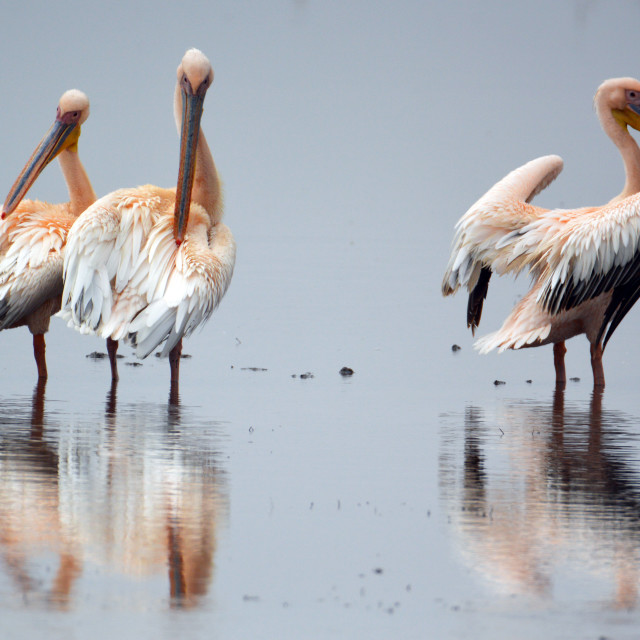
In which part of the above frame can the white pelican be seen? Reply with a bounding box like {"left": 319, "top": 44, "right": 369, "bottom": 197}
{"left": 62, "top": 49, "right": 235, "bottom": 384}
{"left": 442, "top": 78, "right": 640, "bottom": 387}
{"left": 0, "top": 90, "right": 95, "bottom": 379}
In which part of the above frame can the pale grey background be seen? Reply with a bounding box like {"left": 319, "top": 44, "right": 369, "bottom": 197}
{"left": 0, "top": 2, "right": 639, "bottom": 639}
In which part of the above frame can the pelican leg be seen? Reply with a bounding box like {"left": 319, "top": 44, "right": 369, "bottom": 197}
{"left": 33, "top": 334, "right": 47, "bottom": 379}
{"left": 169, "top": 339, "right": 183, "bottom": 384}
{"left": 590, "top": 342, "right": 605, "bottom": 388}
{"left": 106, "top": 338, "right": 119, "bottom": 382}
{"left": 553, "top": 341, "right": 566, "bottom": 387}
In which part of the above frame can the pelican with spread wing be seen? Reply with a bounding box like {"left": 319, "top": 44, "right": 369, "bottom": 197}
{"left": 443, "top": 78, "right": 640, "bottom": 387}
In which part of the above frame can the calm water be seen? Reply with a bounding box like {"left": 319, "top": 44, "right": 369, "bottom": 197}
{"left": 3, "top": 231, "right": 640, "bottom": 639}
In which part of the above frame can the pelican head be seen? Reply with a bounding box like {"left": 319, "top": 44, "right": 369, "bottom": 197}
{"left": 173, "top": 48, "right": 213, "bottom": 245}
{"left": 2, "top": 89, "right": 90, "bottom": 218}
{"left": 596, "top": 77, "right": 640, "bottom": 133}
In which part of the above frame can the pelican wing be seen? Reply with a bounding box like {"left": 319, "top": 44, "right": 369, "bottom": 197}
{"left": 528, "top": 193, "right": 640, "bottom": 318}
{"left": 123, "top": 211, "right": 236, "bottom": 358}
{"left": 61, "top": 189, "right": 161, "bottom": 335}
{"left": 442, "top": 155, "right": 563, "bottom": 333}
{"left": 0, "top": 204, "right": 72, "bottom": 328}
{"left": 442, "top": 155, "right": 563, "bottom": 295}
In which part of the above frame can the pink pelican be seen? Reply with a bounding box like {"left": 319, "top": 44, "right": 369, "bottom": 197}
{"left": 0, "top": 90, "right": 95, "bottom": 378}
{"left": 442, "top": 78, "right": 640, "bottom": 387}
{"left": 62, "top": 49, "right": 235, "bottom": 384}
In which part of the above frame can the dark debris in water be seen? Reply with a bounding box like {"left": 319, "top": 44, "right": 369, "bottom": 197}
{"left": 570, "top": 377, "right": 580, "bottom": 382}
{"left": 86, "top": 351, "right": 124, "bottom": 360}
{"left": 339, "top": 366, "right": 354, "bottom": 376}
{"left": 526, "top": 379, "right": 532, "bottom": 384}
{"left": 292, "top": 372, "right": 315, "bottom": 379}
{"left": 451, "top": 344, "right": 461, "bottom": 352}
{"left": 493, "top": 380, "right": 506, "bottom": 386}
{"left": 125, "top": 362, "right": 143, "bottom": 367}
{"left": 241, "top": 367, "right": 268, "bottom": 372}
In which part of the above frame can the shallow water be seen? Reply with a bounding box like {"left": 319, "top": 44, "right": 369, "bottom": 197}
{"left": 5, "top": 232, "right": 640, "bottom": 639}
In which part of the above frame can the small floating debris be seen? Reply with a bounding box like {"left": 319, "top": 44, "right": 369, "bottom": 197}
{"left": 86, "top": 351, "right": 123, "bottom": 360}
{"left": 86, "top": 351, "right": 107, "bottom": 359}
{"left": 339, "top": 366, "right": 354, "bottom": 376}
{"left": 241, "top": 367, "right": 268, "bottom": 372}
{"left": 493, "top": 379, "right": 506, "bottom": 386}
{"left": 373, "top": 567, "right": 384, "bottom": 575}
{"left": 525, "top": 379, "right": 532, "bottom": 384}
{"left": 570, "top": 377, "right": 580, "bottom": 382}
{"left": 125, "top": 362, "right": 143, "bottom": 367}
{"left": 292, "top": 372, "right": 315, "bottom": 379}
{"left": 451, "top": 344, "right": 461, "bottom": 352}
{"left": 243, "top": 595, "right": 260, "bottom": 602}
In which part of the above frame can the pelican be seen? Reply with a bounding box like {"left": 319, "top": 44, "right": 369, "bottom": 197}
{"left": 0, "top": 90, "right": 95, "bottom": 379}
{"left": 62, "top": 49, "right": 235, "bottom": 384}
{"left": 442, "top": 78, "right": 640, "bottom": 387}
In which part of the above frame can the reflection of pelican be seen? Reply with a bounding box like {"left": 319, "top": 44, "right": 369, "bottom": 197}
{"left": 101, "top": 382, "right": 221, "bottom": 606}
{"left": 0, "top": 381, "right": 82, "bottom": 607}
{"left": 0, "top": 90, "right": 95, "bottom": 379}
{"left": 440, "top": 392, "right": 640, "bottom": 608}
{"left": 0, "top": 383, "right": 226, "bottom": 608}
{"left": 62, "top": 49, "right": 236, "bottom": 384}
{"left": 442, "top": 78, "right": 640, "bottom": 387}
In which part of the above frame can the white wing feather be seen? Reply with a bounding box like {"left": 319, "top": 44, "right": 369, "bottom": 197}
{"left": 62, "top": 189, "right": 162, "bottom": 332}
{"left": 442, "top": 155, "right": 563, "bottom": 295}
{"left": 0, "top": 208, "right": 70, "bottom": 329}
{"left": 505, "top": 193, "right": 640, "bottom": 312}
{"left": 62, "top": 192, "right": 236, "bottom": 359}
{"left": 125, "top": 219, "right": 236, "bottom": 358}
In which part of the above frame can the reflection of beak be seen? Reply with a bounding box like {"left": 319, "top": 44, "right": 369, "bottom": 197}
{"left": 173, "top": 89, "right": 205, "bottom": 245}
{"left": 2, "top": 119, "right": 79, "bottom": 218}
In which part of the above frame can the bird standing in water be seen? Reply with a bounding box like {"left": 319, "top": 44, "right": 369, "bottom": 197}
{"left": 442, "top": 78, "right": 640, "bottom": 387}
{"left": 0, "top": 90, "right": 95, "bottom": 378}
{"left": 62, "top": 49, "right": 235, "bottom": 385}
